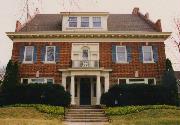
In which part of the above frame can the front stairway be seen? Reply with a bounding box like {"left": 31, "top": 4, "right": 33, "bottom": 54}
{"left": 64, "top": 105, "right": 109, "bottom": 122}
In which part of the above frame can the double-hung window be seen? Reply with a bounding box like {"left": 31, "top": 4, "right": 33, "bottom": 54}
{"left": 24, "top": 46, "right": 34, "bottom": 63}
{"left": 45, "top": 46, "right": 55, "bottom": 63}
{"left": 116, "top": 46, "right": 127, "bottom": 63}
{"left": 81, "top": 17, "right": 89, "bottom": 27}
{"left": 69, "top": 17, "right": 77, "bottom": 27}
{"left": 93, "top": 17, "right": 101, "bottom": 27}
{"left": 142, "top": 46, "right": 154, "bottom": 63}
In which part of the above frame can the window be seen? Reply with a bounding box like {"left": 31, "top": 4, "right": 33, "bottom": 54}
{"left": 81, "top": 17, "right": 89, "bottom": 27}
{"left": 119, "top": 79, "right": 126, "bottom": 84}
{"left": 21, "top": 78, "right": 54, "bottom": 84}
{"left": 93, "top": 17, "right": 101, "bottom": 27}
{"left": 45, "top": 46, "right": 55, "bottom": 62}
{"left": 24, "top": 46, "right": 34, "bottom": 63}
{"left": 22, "top": 79, "right": 28, "bottom": 84}
{"left": 47, "top": 79, "right": 53, "bottom": 84}
{"left": 31, "top": 78, "right": 45, "bottom": 84}
{"left": 142, "top": 46, "right": 154, "bottom": 63}
{"left": 69, "top": 17, "right": 77, "bottom": 27}
{"left": 118, "top": 78, "right": 156, "bottom": 85}
{"left": 82, "top": 49, "right": 89, "bottom": 60}
{"left": 116, "top": 46, "right": 127, "bottom": 63}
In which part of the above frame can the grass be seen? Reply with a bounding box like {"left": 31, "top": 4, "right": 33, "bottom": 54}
{"left": 106, "top": 105, "right": 180, "bottom": 125}
{"left": 0, "top": 105, "right": 64, "bottom": 125}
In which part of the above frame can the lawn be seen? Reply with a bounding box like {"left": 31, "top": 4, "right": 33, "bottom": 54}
{"left": 106, "top": 105, "right": 180, "bottom": 125}
{"left": 0, "top": 105, "right": 64, "bottom": 125}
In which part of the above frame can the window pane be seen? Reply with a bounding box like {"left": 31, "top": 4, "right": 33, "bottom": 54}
{"left": 117, "top": 46, "right": 126, "bottom": 62}
{"left": 148, "top": 79, "right": 155, "bottom": 85}
{"left": 47, "top": 79, "right": 53, "bottom": 84}
{"left": 82, "top": 49, "right": 88, "bottom": 60}
{"left": 31, "top": 78, "right": 44, "bottom": 84}
{"left": 119, "top": 79, "right": 126, "bottom": 84}
{"left": 47, "top": 46, "right": 55, "bottom": 61}
{"left": 144, "top": 52, "right": 152, "bottom": 61}
{"left": 69, "top": 17, "right": 77, "bottom": 27}
{"left": 25, "top": 46, "right": 33, "bottom": 61}
{"left": 93, "top": 17, "right": 101, "bottom": 27}
{"left": 81, "top": 17, "right": 89, "bottom": 27}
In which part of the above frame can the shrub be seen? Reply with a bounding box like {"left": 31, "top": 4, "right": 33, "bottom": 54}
{"left": 101, "top": 84, "right": 176, "bottom": 106}
{"left": 0, "top": 84, "right": 71, "bottom": 107}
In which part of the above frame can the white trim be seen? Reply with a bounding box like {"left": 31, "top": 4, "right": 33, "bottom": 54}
{"left": 23, "top": 46, "right": 34, "bottom": 64}
{"left": 142, "top": 46, "right": 154, "bottom": 63}
{"left": 118, "top": 78, "right": 156, "bottom": 85}
{"left": 116, "top": 46, "right": 128, "bottom": 63}
{"left": 45, "top": 46, "right": 56, "bottom": 63}
{"left": 21, "top": 77, "right": 54, "bottom": 84}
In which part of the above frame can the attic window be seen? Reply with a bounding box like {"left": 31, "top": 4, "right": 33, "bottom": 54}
{"left": 93, "top": 17, "right": 101, "bottom": 27}
{"left": 69, "top": 17, "right": 77, "bottom": 27}
{"left": 81, "top": 17, "right": 89, "bottom": 27}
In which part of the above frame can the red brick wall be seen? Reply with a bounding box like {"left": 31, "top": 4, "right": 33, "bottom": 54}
{"left": 12, "top": 42, "right": 71, "bottom": 83}
{"left": 99, "top": 42, "right": 166, "bottom": 84}
{"left": 12, "top": 41, "right": 166, "bottom": 84}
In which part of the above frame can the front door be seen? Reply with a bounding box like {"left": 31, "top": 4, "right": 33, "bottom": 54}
{"left": 80, "top": 78, "right": 91, "bottom": 105}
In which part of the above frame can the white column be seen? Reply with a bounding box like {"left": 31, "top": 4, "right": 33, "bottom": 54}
{"left": 96, "top": 75, "right": 101, "bottom": 105}
{"left": 62, "top": 74, "right": 67, "bottom": 91}
{"left": 105, "top": 74, "right": 110, "bottom": 93}
{"left": 70, "top": 75, "right": 75, "bottom": 105}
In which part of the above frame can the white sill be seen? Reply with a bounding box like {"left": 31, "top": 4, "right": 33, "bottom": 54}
{"left": 23, "top": 61, "right": 33, "bottom": 64}
{"left": 143, "top": 61, "right": 155, "bottom": 64}
{"left": 43, "top": 61, "right": 56, "bottom": 64}
{"left": 116, "top": 61, "right": 129, "bottom": 64}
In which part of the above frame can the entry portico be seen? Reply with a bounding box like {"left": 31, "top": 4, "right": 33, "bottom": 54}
{"left": 59, "top": 68, "right": 111, "bottom": 105}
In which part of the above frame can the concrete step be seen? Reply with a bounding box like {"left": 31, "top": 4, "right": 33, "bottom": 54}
{"left": 70, "top": 105, "right": 102, "bottom": 109}
{"left": 68, "top": 109, "right": 104, "bottom": 112}
{"left": 65, "top": 114, "right": 106, "bottom": 117}
{"left": 64, "top": 119, "right": 109, "bottom": 122}
{"left": 65, "top": 117, "right": 108, "bottom": 119}
{"left": 66, "top": 112, "right": 105, "bottom": 115}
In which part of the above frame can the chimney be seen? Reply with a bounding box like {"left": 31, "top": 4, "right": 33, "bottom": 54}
{"left": 155, "top": 19, "right": 162, "bottom": 32}
{"left": 15, "top": 20, "right": 22, "bottom": 32}
{"left": 145, "top": 13, "right": 149, "bottom": 20}
{"left": 132, "top": 7, "right": 139, "bottom": 15}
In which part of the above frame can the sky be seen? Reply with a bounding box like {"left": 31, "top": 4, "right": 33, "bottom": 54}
{"left": 0, "top": 0, "right": 180, "bottom": 70}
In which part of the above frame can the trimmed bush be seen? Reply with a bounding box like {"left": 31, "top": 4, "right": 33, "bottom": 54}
{"left": 101, "top": 84, "right": 177, "bottom": 106}
{"left": 0, "top": 84, "right": 71, "bottom": 107}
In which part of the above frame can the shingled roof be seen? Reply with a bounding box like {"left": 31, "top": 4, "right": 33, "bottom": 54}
{"left": 17, "top": 13, "right": 159, "bottom": 32}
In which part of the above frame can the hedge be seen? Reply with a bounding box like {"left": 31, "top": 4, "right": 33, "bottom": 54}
{"left": 2, "top": 104, "right": 64, "bottom": 116}
{"left": 101, "top": 84, "right": 178, "bottom": 106}
{"left": 105, "top": 105, "right": 179, "bottom": 116}
{"left": 0, "top": 84, "right": 71, "bottom": 107}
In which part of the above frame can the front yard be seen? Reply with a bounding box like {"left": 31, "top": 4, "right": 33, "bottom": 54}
{"left": 0, "top": 104, "right": 180, "bottom": 125}
{"left": 0, "top": 105, "right": 64, "bottom": 125}
{"left": 106, "top": 105, "right": 180, "bottom": 125}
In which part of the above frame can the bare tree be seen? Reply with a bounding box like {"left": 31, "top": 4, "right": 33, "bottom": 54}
{"left": 171, "top": 18, "right": 180, "bottom": 53}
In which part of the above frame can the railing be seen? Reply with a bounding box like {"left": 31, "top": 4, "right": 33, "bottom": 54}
{"left": 72, "top": 60, "right": 99, "bottom": 68}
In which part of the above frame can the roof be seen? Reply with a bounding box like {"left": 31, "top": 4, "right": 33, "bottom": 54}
{"left": 18, "top": 13, "right": 158, "bottom": 32}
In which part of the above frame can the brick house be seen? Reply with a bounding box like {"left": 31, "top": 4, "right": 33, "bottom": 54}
{"left": 7, "top": 8, "right": 170, "bottom": 105}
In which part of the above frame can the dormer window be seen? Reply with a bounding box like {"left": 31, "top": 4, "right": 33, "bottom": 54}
{"left": 81, "top": 17, "right": 89, "bottom": 27}
{"left": 69, "top": 17, "right": 77, "bottom": 27}
{"left": 93, "top": 17, "right": 101, "bottom": 27}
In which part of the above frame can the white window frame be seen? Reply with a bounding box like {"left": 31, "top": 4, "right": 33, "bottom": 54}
{"left": 21, "top": 78, "right": 54, "bottom": 84}
{"left": 81, "top": 17, "right": 89, "bottom": 27}
{"left": 68, "top": 17, "right": 77, "bottom": 27}
{"left": 142, "top": 46, "right": 154, "bottom": 63}
{"left": 23, "top": 46, "right": 34, "bottom": 64}
{"left": 116, "top": 46, "right": 128, "bottom": 63}
{"left": 45, "top": 46, "right": 56, "bottom": 63}
{"left": 118, "top": 78, "right": 156, "bottom": 85}
{"left": 93, "top": 17, "right": 101, "bottom": 27}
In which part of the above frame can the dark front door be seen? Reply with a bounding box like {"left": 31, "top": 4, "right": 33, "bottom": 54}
{"left": 80, "top": 78, "right": 91, "bottom": 105}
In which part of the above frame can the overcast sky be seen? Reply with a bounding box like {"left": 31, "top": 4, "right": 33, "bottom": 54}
{"left": 0, "top": 0, "right": 180, "bottom": 69}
